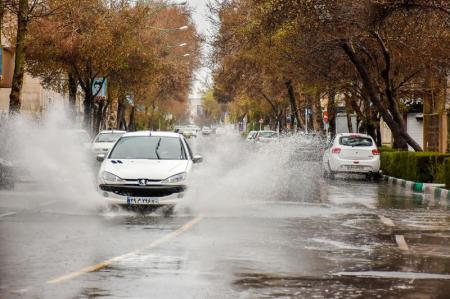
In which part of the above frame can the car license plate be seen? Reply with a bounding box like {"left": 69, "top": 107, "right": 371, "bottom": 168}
{"left": 347, "top": 165, "right": 363, "bottom": 171}
{"left": 127, "top": 197, "right": 159, "bottom": 205}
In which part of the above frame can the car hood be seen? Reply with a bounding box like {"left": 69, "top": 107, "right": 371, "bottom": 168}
{"left": 102, "top": 159, "right": 189, "bottom": 180}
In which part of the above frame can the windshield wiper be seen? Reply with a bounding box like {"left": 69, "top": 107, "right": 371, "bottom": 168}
{"left": 154, "top": 138, "right": 162, "bottom": 160}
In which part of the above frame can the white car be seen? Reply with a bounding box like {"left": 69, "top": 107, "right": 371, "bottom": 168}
{"left": 175, "top": 125, "right": 197, "bottom": 138}
{"left": 255, "top": 130, "right": 278, "bottom": 143}
{"left": 202, "top": 126, "right": 213, "bottom": 135}
{"left": 246, "top": 130, "right": 258, "bottom": 141}
{"left": 97, "top": 131, "right": 202, "bottom": 209}
{"left": 92, "top": 130, "right": 126, "bottom": 155}
{"left": 322, "top": 133, "right": 380, "bottom": 179}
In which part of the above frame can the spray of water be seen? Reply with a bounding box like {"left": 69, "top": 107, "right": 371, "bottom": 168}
{"left": 178, "top": 128, "right": 328, "bottom": 217}
{"left": 0, "top": 104, "right": 103, "bottom": 212}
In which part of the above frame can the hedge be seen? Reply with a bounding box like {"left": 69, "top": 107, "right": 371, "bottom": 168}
{"left": 381, "top": 152, "right": 450, "bottom": 184}
{"left": 445, "top": 158, "right": 450, "bottom": 189}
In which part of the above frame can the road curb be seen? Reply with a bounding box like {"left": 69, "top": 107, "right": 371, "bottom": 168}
{"left": 383, "top": 175, "right": 450, "bottom": 204}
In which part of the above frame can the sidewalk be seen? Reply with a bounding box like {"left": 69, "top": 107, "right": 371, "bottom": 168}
{"left": 383, "top": 175, "right": 450, "bottom": 206}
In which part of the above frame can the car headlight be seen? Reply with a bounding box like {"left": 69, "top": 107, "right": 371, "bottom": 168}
{"left": 101, "top": 171, "right": 124, "bottom": 183}
{"left": 161, "top": 172, "right": 187, "bottom": 184}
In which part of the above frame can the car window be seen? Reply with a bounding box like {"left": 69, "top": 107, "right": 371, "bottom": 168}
{"left": 95, "top": 133, "right": 124, "bottom": 143}
{"left": 109, "top": 136, "right": 187, "bottom": 160}
{"left": 259, "top": 131, "right": 277, "bottom": 138}
{"left": 339, "top": 136, "right": 373, "bottom": 147}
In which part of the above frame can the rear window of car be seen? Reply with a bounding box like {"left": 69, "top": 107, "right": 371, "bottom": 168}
{"left": 259, "top": 131, "right": 277, "bottom": 138}
{"left": 339, "top": 136, "right": 373, "bottom": 147}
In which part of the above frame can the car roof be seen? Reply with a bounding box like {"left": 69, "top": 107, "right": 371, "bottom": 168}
{"left": 259, "top": 130, "right": 277, "bottom": 133}
{"left": 122, "top": 131, "right": 182, "bottom": 138}
{"left": 64, "top": 129, "right": 88, "bottom": 133}
{"left": 337, "top": 133, "right": 372, "bottom": 138}
{"left": 98, "top": 130, "right": 126, "bottom": 134}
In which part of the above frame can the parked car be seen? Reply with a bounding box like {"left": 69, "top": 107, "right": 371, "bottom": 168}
{"left": 255, "top": 130, "right": 278, "bottom": 143}
{"left": 322, "top": 133, "right": 380, "bottom": 180}
{"left": 246, "top": 130, "right": 258, "bottom": 142}
{"left": 96, "top": 131, "right": 202, "bottom": 209}
{"left": 175, "top": 125, "right": 198, "bottom": 138}
{"left": 91, "top": 130, "right": 126, "bottom": 155}
{"left": 202, "top": 126, "right": 213, "bottom": 135}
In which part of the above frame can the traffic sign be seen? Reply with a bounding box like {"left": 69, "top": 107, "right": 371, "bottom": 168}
{"left": 259, "top": 118, "right": 264, "bottom": 124}
{"left": 92, "top": 78, "right": 107, "bottom": 97}
{"left": 323, "top": 111, "right": 329, "bottom": 123}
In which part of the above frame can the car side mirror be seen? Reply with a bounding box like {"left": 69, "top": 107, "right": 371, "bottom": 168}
{"left": 193, "top": 155, "right": 203, "bottom": 164}
{"left": 96, "top": 154, "right": 106, "bottom": 162}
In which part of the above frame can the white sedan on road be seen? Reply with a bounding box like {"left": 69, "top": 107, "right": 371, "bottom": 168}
{"left": 322, "top": 133, "right": 380, "bottom": 179}
{"left": 91, "top": 130, "right": 126, "bottom": 155}
{"left": 97, "top": 131, "right": 202, "bottom": 209}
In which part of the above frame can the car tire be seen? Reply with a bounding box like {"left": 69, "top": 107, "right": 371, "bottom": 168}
{"left": 327, "top": 163, "right": 335, "bottom": 180}
{"left": 322, "top": 166, "right": 329, "bottom": 178}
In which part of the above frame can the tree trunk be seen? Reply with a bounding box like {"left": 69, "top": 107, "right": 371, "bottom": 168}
{"left": 341, "top": 41, "right": 422, "bottom": 151}
{"left": 68, "top": 72, "right": 78, "bottom": 120}
{"left": 116, "top": 91, "right": 127, "bottom": 130}
{"left": 83, "top": 87, "right": 94, "bottom": 132}
{"left": 312, "top": 90, "right": 323, "bottom": 132}
{"left": 285, "top": 80, "right": 303, "bottom": 130}
{"left": 327, "top": 90, "right": 337, "bottom": 138}
{"left": 8, "top": 0, "right": 29, "bottom": 115}
{"left": 375, "top": 118, "right": 382, "bottom": 147}
{"left": 93, "top": 99, "right": 104, "bottom": 134}
{"left": 128, "top": 105, "right": 135, "bottom": 132}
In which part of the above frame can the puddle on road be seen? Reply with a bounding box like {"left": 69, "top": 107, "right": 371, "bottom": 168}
{"left": 233, "top": 272, "right": 450, "bottom": 299}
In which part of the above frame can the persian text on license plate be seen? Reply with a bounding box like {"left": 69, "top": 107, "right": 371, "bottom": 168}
{"left": 127, "top": 197, "right": 160, "bottom": 205}
{"left": 347, "top": 165, "right": 363, "bottom": 170}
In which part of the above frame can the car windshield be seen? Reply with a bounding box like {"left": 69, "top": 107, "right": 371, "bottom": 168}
{"left": 109, "top": 136, "right": 186, "bottom": 160}
{"left": 339, "top": 136, "right": 373, "bottom": 147}
{"left": 259, "top": 131, "right": 277, "bottom": 138}
{"left": 95, "top": 133, "right": 124, "bottom": 143}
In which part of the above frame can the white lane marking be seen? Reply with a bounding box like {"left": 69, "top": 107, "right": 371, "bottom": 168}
{"left": 395, "top": 235, "right": 409, "bottom": 251}
{"left": 336, "top": 271, "right": 450, "bottom": 280}
{"left": 47, "top": 215, "right": 203, "bottom": 284}
{"left": 378, "top": 215, "right": 395, "bottom": 227}
{"left": 39, "top": 200, "right": 58, "bottom": 207}
{"left": 0, "top": 212, "right": 17, "bottom": 218}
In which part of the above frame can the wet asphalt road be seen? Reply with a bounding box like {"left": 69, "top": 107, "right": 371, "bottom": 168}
{"left": 1, "top": 133, "right": 450, "bottom": 299}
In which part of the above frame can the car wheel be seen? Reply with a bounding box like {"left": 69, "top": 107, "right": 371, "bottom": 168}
{"left": 160, "top": 206, "right": 174, "bottom": 217}
{"left": 327, "top": 163, "right": 335, "bottom": 180}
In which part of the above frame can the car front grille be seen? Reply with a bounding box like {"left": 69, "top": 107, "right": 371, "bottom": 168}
{"left": 100, "top": 184, "right": 185, "bottom": 197}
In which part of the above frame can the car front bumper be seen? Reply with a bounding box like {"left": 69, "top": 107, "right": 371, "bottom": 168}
{"left": 98, "top": 184, "right": 186, "bottom": 207}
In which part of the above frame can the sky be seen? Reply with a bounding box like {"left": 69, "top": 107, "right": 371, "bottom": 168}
{"left": 187, "top": 0, "right": 213, "bottom": 98}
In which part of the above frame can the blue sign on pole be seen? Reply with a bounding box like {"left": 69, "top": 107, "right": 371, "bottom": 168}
{"left": 92, "top": 78, "right": 107, "bottom": 97}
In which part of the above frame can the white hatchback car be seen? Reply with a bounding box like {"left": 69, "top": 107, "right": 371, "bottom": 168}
{"left": 322, "top": 133, "right": 380, "bottom": 179}
{"left": 92, "top": 130, "right": 126, "bottom": 155}
{"left": 97, "top": 131, "right": 202, "bottom": 209}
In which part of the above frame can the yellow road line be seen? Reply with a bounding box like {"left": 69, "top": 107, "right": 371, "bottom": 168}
{"left": 47, "top": 216, "right": 203, "bottom": 284}
{"left": 395, "top": 235, "right": 409, "bottom": 251}
{"left": 0, "top": 212, "right": 17, "bottom": 218}
{"left": 378, "top": 215, "right": 395, "bottom": 227}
